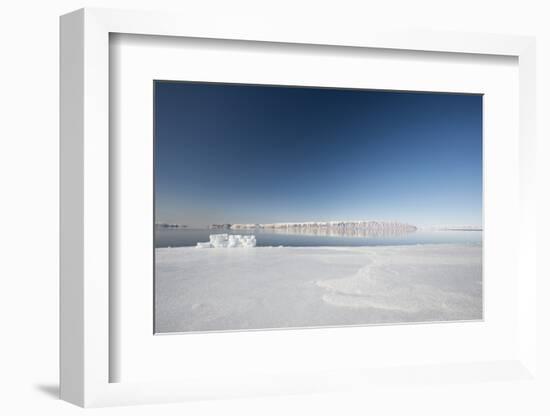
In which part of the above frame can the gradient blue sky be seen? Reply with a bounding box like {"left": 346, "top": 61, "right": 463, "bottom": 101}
{"left": 155, "top": 82, "right": 482, "bottom": 227}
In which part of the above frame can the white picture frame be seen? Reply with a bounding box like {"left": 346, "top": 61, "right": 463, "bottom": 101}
{"left": 60, "top": 7, "right": 537, "bottom": 407}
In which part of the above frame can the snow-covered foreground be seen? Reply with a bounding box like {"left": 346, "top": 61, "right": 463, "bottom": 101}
{"left": 155, "top": 244, "right": 482, "bottom": 333}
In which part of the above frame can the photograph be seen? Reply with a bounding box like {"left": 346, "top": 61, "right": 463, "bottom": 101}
{"left": 154, "top": 81, "right": 483, "bottom": 334}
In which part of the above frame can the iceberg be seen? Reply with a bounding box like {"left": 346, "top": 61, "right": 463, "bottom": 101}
{"left": 196, "top": 233, "right": 257, "bottom": 248}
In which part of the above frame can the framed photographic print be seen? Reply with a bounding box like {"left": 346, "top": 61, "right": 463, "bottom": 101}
{"left": 153, "top": 81, "right": 483, "bottom": 334}
{"left": 60, "top": 8, "right": 538, "bottom": 407}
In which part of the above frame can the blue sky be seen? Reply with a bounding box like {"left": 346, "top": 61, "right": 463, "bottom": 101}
{"left": 155, "top": 82, "right": 482, "bottom": 227}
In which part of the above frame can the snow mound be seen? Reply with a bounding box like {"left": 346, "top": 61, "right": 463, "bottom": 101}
{"left": 196, "top": 234, "right": 257, "bottom": 248}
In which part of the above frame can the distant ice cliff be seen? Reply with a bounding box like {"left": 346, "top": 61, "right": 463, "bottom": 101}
{"left": 229, "top": 221, "right": 417, "bottom": 233}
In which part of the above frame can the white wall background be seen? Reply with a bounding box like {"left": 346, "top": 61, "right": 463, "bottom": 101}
{"left": 1, "top": 0, "right": 548, "bottom": 414}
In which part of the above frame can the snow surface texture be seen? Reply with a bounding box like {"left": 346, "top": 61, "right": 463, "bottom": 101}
{"left": 155, "top": 244, "right": 482, "bottom": 333}
{"left": 196, "top": 234, "right": 256, "bottom": 248}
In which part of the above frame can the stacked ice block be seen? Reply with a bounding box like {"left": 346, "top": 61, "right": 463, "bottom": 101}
{"left": 196, "top": 234, "right": 257, "bottom": 248}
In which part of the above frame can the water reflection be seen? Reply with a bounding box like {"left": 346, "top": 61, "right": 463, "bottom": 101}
{"left": 155, "top": 227, "right": 482, "bottom": 248}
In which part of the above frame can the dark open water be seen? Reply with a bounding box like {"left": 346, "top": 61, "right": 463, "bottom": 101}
{"left": 155, "top": 228, "right": 482, "bottom": 248}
